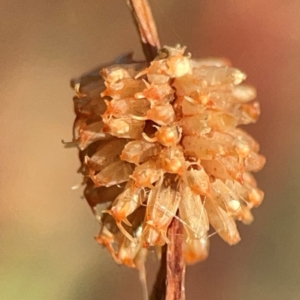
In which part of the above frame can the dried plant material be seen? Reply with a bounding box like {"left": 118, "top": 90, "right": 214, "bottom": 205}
{"left": 68, "top": 45, "right": 265, "bottom": 283}
{"left": 166, "top": 217, "right": 186, "bottom": 300}
{"left": 128, "top": 0, "right": 160, "bottom": 49}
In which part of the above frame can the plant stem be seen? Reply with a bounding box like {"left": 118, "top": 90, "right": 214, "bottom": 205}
{"left": 150, "top": 217, "right": 186, "bottom": 300}
{"left": 127, "top": 0, "right": 160, "bottom": 61}
{"left": 166, "top": 217, "right": 186, "bottom": 300}
{"left": 128, "top": 1, "right": 186, "bottom": 299}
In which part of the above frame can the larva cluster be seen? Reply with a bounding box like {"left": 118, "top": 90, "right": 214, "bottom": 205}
{"left": 68, "top": 45, "right": 265, "bottom": 270}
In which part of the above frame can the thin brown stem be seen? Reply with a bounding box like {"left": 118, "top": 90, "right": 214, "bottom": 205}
{"left": 127, "top": 0, "right": 161, "bottom": 61}
{"left": 166, "top": 217, "right": 186, "bottom": 300}
{"left": 128, "top": 1, "right": 186, "bottom": 299}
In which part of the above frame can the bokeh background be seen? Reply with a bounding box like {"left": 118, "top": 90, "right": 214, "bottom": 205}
{"left": 1, "top": 0, "right": 300, "bottom": 299}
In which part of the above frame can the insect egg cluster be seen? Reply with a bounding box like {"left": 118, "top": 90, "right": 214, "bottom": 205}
{"left": 68, "top": 45, "right": 265, "bottom": 269}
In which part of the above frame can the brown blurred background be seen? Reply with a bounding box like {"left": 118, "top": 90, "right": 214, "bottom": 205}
{"left": 1, "top": 0, "right": 300, "bottom": 299}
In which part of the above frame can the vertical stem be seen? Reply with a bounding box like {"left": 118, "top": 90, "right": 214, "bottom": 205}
{"left": 128, "top": 1, "right": 186, "bottom": 299}
{"left": 166, "top": 217, "right": 186, "bottom": 300}
{"left": 127, "top": 0, "right": 161, "bottom": 61}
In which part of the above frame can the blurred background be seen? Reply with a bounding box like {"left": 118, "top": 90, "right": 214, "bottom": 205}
{"left": 1, "top": 0, "right": 300, "bottom": 299}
